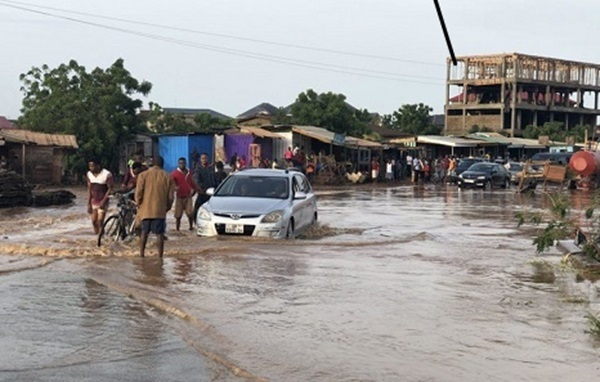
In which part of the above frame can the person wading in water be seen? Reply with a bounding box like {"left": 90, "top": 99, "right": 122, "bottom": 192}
{"left": 86, "top": 159, "right": 114, "bottom": 235}
{"left": 135, "top": 156, "right": 175, "bottom": 258}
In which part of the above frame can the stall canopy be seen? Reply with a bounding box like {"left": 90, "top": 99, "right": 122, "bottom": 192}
{"left": 292, "top": 126, "right": 381, "bottom": 148}
{"left": 417, "top": 135, "right": 486, "bottom": 148}
{"left": 505, "top": 137, "right": 549, "bottom": 149}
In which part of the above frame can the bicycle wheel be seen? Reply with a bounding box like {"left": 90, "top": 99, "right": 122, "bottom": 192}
{"left": 97, "top": 215, "right": 122, "bottom": 247}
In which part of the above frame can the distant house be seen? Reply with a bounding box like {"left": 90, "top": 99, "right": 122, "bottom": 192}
{"left": 237, "top": 102, "right": 281, "bottom": 127}
{"left": 0, "top": 129, "right": 78, "bottom": 184}
{"left": 430, "top": 114, "right": 445, "bottom": 131}
{"left": 118, "top": 133, "right": 154, "bottom": 176}
{"left": 162, "top": 107, "right": 232, "bottom": 121}
{"left": 0, "top": 116, "right": 15, "bottom": 129}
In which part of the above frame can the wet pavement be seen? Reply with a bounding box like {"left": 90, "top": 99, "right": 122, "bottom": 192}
{"left": 1, "top": 184, "right": 599, "bottom": 381}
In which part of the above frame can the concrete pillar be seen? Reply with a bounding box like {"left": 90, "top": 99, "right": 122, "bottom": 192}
{"left": 511, "top": 82, "right": 517, "bottom": 135}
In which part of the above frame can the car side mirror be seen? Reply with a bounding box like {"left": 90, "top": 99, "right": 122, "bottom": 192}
{"left": 206, "top": 187, "right": 215, "bottom": 196}
{"left": 294, "top": 191, "right": 307, "bottom": 200}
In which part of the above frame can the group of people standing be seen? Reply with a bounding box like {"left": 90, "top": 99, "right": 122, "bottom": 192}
{"left": 369, "top": 154, "right": 460, "bottom": 184}
{"left": 86, "top": 153, "right": 227, "bottom": 258}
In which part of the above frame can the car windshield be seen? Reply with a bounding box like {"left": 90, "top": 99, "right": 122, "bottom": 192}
{"left": 215, "top": 176, "right": 289, "bottom": 199}
{"left": 468, "top": 163, "right": 495, "bottom": 172}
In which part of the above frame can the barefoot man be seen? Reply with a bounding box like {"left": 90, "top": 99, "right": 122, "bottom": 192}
{"left": 135, "top": 156, "right": 175, "bottom": 258}
{"left": 171, "top": 157, "right": 196, "bottom": 231}
{"left": 86, "top": 159, "right": 114, "bottom": 235}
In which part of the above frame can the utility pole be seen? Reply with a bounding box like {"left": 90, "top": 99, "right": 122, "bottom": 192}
{"left": 433, "top": 0, "right": 457, "bottom": 66}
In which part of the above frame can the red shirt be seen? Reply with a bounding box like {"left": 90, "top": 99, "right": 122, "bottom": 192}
{"left": 171, "top": 168, "right": 196, "bottom": 198}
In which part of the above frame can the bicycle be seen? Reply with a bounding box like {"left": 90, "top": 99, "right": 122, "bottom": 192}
{"left": 97, "top": 192, "right": 138, "bottom": 247}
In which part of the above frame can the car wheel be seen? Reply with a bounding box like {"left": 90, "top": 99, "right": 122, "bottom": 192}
{"left": 286, "top": 219, "right": 295, "bottom": 239}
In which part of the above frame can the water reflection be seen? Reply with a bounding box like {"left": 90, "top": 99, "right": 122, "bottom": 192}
{"left": 137, "top": 258, "right": 167, "bottom": 288}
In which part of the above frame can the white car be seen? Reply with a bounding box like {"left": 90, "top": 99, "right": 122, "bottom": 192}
{"left": 196, "top": 168, "right": 318, "bottom": 238}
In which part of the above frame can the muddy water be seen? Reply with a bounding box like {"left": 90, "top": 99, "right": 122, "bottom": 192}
{"left": 1, "top": 185, "right": 599, "bottom": 381}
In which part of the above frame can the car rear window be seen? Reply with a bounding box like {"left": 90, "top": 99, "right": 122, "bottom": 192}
{"left": 468, "top": 163, "right": 495, "bottom": 172}
{"left": 458, "top": 159, "right": 482, "bottom": 168}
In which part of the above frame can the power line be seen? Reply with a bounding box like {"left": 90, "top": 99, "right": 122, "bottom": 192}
{"left": 0, "top": 1, "right": 445, "bottom": 85}
{"left": 0, "top": 0, "right": 444, "bottom": 67}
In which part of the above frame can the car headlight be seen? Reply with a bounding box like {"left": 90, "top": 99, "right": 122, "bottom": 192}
{"left": 197, "top": 207, "right": 211, "bottom": 221}
{"left": 458, "top": 174, "right": 463, "bottom": 179}
{"left": 261, "top": 210, "right": 284, "bottom": 223}
{"left": 477, "top": 176, "right": 486, "bottom": 180}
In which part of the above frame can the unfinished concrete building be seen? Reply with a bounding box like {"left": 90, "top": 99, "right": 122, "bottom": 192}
{"left": 445, "top": 53, "right": 600, "bottom": 137}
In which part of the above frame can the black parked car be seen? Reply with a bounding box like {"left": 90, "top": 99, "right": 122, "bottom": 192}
{"left": 457, "top": 162, "right": 511, "bottom": 189}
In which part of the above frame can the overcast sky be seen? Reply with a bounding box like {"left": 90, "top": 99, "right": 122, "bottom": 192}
{"left": 1, "top": 0, "right": 599, "bottom": 120}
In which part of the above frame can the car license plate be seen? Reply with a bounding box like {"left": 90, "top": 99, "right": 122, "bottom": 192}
{"left": 225, "top": 224, "right": 244, "bottom": 234}
{"left": 464, "top": 179, "right": 474, "bottom": 183}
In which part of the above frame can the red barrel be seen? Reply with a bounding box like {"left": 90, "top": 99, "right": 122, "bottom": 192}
{"left": 569, "top": 151, "right": 600, "bottom": 177}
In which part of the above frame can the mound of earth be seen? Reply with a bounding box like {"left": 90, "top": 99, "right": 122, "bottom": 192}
{"left": 0, "top": 170, "right": 33, "bottom": 208}
{"left": 0, "top": 170, "right": 76, "bottom": 208}
{"left": 33, "top": 190, "right": 76, "bottom": 207}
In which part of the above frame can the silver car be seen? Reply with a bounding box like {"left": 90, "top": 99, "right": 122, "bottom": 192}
{"left": 196, "top": 168, "right": 318, "bottom": 238}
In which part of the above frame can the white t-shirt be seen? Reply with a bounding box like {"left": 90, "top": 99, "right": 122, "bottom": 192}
{"left": 386, "top": 163, "right": 393, "bottom": 173}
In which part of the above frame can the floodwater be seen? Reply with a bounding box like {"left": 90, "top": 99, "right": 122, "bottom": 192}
{"left": 1, "top": 185, "right": 599, "bottom": 381}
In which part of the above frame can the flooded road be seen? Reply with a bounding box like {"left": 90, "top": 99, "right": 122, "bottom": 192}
{"left": 1, "top": 185, "right": 599, "bottom": 381}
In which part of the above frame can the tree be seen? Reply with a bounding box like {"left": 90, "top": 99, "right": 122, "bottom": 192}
{"left": 18, "top": 58, "right": 152, "bottom": 176}
{"left": 523, "top": 122, "right": 590, "bottom": 143}
{"left": 517, "top": 191, "right": 600, "bottom": 337}
{"left": 145, "top": 103, "right": 234, "bottom": 133}
{"left": 290, "top": 89, "right": 370, "bottom": 136}
{"left": 271, "top": 107, "right": 293, "bottom": 125}
{"left": 145, "top": 103, "right": 194, "bottom": 133}
{"left": 193, "top": 112, "right": 234, "bottom": 131}
{"left": 383, "top": 103, "right": 440, "bottom": 135}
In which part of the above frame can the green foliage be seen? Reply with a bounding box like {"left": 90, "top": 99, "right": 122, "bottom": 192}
{"left": 18, "top": 58, "right": 152, "bottom": 176}
{"left": 193, "top": 112, "right": 234, "bottom": 131}
{"left": 382, "top": 103, "right": 440, "bottom": 135}
{"left": 290, "top": 89, "right": 370, "bottom": 136}
{"left": 272, "top": 107, "right": 293, "bottom": 125}
{"left": 519, "top": 190, "right": 600, "bottom": 259}
{"left": 586, "top": 313, "right": 600, "bottom": 337}
{"left": 523, "top": 122, "right": 590, "bottom": 143}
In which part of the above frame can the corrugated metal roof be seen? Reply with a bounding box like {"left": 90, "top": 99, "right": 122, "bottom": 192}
{"left": 162, "top": 107, "right": 232, "bottom": 120}
{"left": 292, "top": 125, "right": 381, "bottom": 148}
{"left": 418, "top": 135, "right": 485, "bottom": 148}
{"left": 345, "top": 137, "right": 382, "bottom": 148}
{"left": 292, "top": 126, "right": 336, "bottom": 145}
{"left": 292, "top": 126, "right": 382, "bottom": 148}
{"left": 239, "top": 126, "right": 282, "bottom": 139}
{"left": 0, "top": 129, "right": 78, "bottom": 148}
{"left": 237, "top": 102, "right": 280, "bottom": 119}
{"left": 467, "top": 132, "right": 512, "bottom": 145}
{"left": 505, "top": 137, "right": 548, "bottom": 149}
